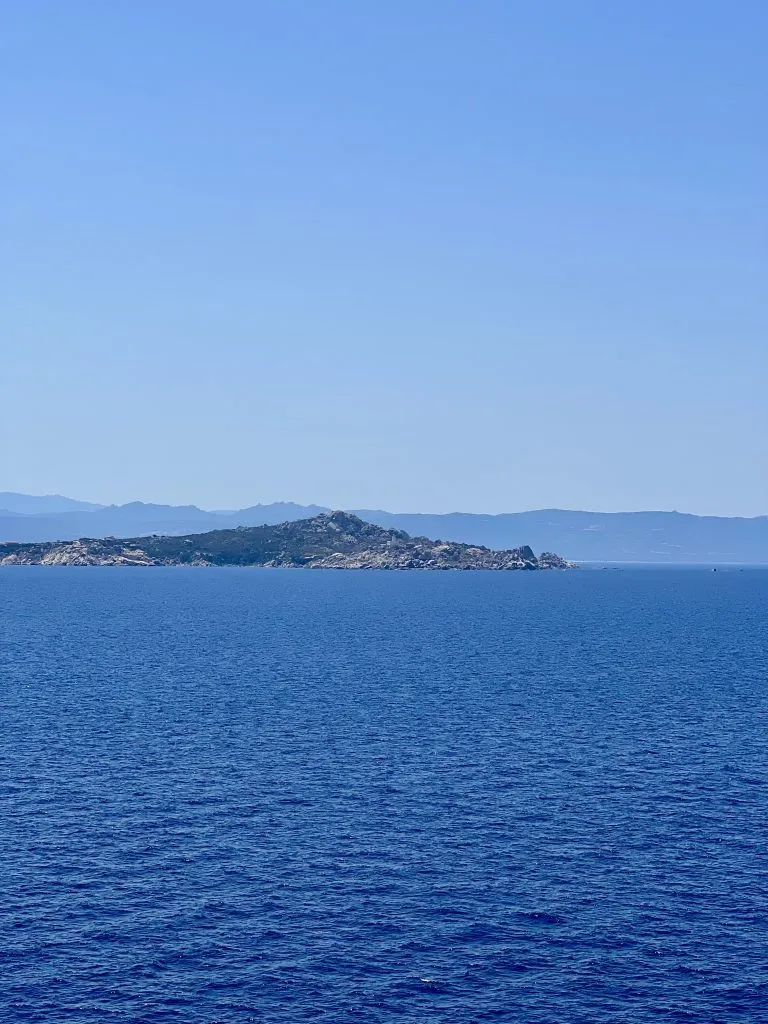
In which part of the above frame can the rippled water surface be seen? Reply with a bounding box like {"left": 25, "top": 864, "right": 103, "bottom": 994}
{"left": 1, "top": 567, "right": 767, "bottom": 1022}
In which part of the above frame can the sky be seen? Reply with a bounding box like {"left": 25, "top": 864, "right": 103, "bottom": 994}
{"left": 3, "top": 1, "right": 766, "bottom": 515}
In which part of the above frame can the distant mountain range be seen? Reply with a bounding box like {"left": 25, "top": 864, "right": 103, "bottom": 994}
{"left": 0, "top": 492, "right": 105, "bottom": 515}
{"left": 1, "top": 492, "right": 767, "bottom": 563}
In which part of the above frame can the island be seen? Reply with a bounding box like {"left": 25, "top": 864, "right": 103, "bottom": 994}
{"left": 0, "top": 511, "right": 573, "bottom": 570}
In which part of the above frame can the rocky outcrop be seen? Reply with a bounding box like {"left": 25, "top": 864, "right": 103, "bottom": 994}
{"left": 0, "top": 512, "right": 574, "bottom": 570}
{"left": 1, "top": 540, "right": 149, "bottom": 566}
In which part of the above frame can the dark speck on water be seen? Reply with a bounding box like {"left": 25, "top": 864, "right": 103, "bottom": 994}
{"left": 1, "top": 567, "right": 767, "bottom": 1022}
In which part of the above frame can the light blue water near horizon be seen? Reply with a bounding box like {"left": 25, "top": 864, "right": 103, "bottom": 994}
{"left": 1, "top": 567, "right": 767, "bottom": 1022}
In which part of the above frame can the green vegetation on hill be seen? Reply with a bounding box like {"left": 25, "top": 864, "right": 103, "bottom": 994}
{"left": 0, "top": 511, "right": 571, "bottom": 570}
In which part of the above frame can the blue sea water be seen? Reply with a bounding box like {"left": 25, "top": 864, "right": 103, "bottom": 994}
{"left": 1, "top": 567, "right": 767, "bottom": 1024}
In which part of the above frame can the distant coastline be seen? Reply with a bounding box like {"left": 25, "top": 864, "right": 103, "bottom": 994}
{"left": 1, "top": 493, "right": 766, "bottom": 563}
{"left": 0, "top": 511, "right": 571, "bottom": 571}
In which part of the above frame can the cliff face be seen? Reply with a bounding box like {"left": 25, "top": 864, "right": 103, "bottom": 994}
{"left": 0, "top": 511, "right": 573, "bottom": 570}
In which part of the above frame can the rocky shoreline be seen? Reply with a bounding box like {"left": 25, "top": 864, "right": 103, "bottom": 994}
{"left": 0, "top": 511, "right": 573, "bottom": 570}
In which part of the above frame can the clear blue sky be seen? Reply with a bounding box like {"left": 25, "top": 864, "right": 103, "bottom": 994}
{"left": 3, "top": 1, "right": 766, "bottom": 514}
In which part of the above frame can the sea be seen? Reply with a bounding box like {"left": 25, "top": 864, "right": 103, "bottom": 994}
{"left": 1, "top": 567, "right": 767, "bottom": 1023}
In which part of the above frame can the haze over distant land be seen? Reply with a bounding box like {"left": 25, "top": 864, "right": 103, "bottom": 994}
{"left": 1, "top": 494, "right": 766, "bottom": 564}
{"left": 3, "top": 5, "right": 766, "bottom": 520}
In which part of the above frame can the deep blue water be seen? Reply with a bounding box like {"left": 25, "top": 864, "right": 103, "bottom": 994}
{"left": 1, "top": 567, "right": 767, "bottom": 1023}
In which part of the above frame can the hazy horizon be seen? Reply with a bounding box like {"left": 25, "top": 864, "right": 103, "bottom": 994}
{"left": 2, "top": 488, "right": 766, "bottom": 520}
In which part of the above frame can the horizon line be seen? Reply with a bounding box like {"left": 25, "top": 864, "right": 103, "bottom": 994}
{"left": 1, "top": 492, "right": 766, "bottom": 521}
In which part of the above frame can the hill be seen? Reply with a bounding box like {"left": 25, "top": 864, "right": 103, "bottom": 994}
{"left": 1, "top": 494, "right": 766, "bottom": 562}
{"left": 0, "top": 492, "right": 104, "bottom": 515}
{"left": 0, "top": 512, "right": 569, "bottom": 570}
{"left": 0, "top": 500, "right": 329, "bottom": 543}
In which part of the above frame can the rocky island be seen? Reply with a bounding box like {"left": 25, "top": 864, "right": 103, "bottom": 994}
{"left": 0, "top": 511, "right": 572, "bottom": 570}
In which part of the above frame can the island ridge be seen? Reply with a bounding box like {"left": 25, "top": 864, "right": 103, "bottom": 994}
{"left": 0, "top": 511, "right": 571, "bottom": 570}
